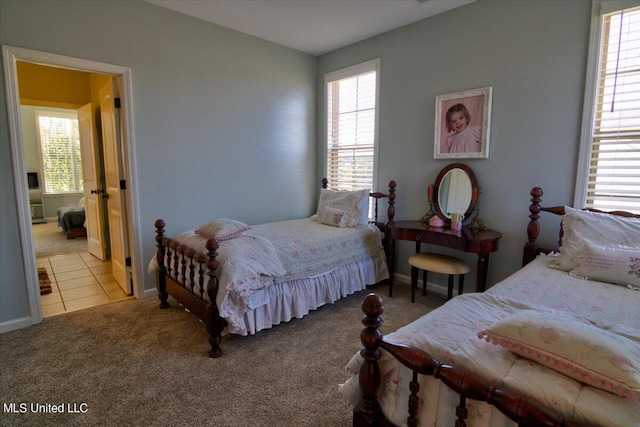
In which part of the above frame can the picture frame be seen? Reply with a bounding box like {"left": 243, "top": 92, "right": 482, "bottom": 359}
{"left": 434, "top": 86, "right": 492, "bottom": 159}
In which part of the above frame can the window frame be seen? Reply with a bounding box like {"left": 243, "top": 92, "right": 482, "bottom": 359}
{"left": 35, "top": 109, "right": 83, "bottom": 195}
{"left": 323, "top": 58, "right": 381, "bottom": 194}
{"left": 574, "top": 0, "right": 640, "bottom": 212}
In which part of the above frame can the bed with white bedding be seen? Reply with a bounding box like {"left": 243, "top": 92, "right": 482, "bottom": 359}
{"left": 151, "top": 179, "right": 396, "bottom": 357}
{"left": 342, "top": 187, "right": 640, "bottom": 426}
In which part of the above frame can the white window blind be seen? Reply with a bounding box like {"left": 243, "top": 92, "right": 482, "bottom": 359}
{"left": 581, "top": 4, "right": 640, "bottom": 213}
{"left": 36, "top": 111, "right": 83, "bottom": 194}
{"left": 325, "top": 59, "right": 379, "bottom": 192}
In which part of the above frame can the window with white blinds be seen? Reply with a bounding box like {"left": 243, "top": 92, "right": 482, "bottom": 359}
{"left": 36, "top": 111, "right": 83, "bottom": 194}
{"left": 325, "top": 59, "right": 379, "bottom": 192}
{"left": 577, "top": 3, "right": 640, "bottom": 213}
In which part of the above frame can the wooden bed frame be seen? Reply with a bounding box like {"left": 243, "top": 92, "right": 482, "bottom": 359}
{"left": 154, "top": 179, "right": 397, "bottom": 358}
{"left": 353, "top": 186, "right": 640, "bottom": 427}
{"left": 57, "top": 207, "right": 87, "bottom": 239}
{"left": 65, "top": 227, "right": 87, "bottom": 239}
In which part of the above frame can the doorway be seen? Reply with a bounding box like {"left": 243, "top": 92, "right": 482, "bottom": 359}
{"left": 3, "top": 45, "right": 142, "bottom": 326}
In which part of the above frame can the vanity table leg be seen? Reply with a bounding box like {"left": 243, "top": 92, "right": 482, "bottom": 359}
{"left": 414, "top": 241, "right": 427, "bottom": 296}
{"left": 475, "top": 253, "right": 490, "bottom": 292}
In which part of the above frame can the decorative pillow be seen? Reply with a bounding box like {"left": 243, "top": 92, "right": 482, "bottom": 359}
{"left": 550, "top": 206, "right": 640, "bottom": 272}
{"left": 195, "top": 218, "right": 251, "bottom": 241}
{"left": 570, "top": 244, "right": 640, "bottom": 287}
{"left": 315, "top": 189, "right": 368, "bottom": 227}
{"left": 478, "top": 310, "right": 640, "bottom": 400}
{"left": 319, "top": 206, "right": 352, "bottom": 227}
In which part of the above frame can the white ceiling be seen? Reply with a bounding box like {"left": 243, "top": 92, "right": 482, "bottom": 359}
{"left": 146, "top": 0, "right": 475, "bottom": 56}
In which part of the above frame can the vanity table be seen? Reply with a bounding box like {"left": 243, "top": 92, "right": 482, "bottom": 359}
{"left": 387, "top": 221, "right": 501, "bottom": 295}
{"left": 389, "top": 163, "right": 502, "bottom": 295}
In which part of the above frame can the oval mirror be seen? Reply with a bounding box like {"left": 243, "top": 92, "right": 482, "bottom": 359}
{"left": 433, "top": 163, "right": 478, "bottom": 223}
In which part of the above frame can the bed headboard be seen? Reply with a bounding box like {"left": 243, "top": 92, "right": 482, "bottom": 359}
{"left": 522, "top": 186, "right": 640, "bottom": 266}
{"left": 321, "top": 178, "right": 396, "bottom": 226}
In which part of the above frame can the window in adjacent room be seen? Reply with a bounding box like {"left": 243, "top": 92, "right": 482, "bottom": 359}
{"left": 36, "top": 110, "right": 83, "bottom": 194}
{"left": 324, "top": 59, "right": 380, "bottom": 196}
{"left": 575, "top": 3, "right": 640, "bottom": 213}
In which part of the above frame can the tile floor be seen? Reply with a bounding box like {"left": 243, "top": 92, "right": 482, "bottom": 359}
{"left": 37, "top": 252, "right": 131, "bottom": 318}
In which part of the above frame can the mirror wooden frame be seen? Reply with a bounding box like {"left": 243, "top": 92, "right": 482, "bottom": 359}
{"left": 433, "top": 163, "right": 478, "bottom": 223}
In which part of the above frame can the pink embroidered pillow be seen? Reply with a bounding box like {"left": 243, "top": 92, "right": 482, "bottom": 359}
{"left": 570, "top": 244, "right": 640, "bottom": 288}
{"left": 478, "top": 310, "right": 640, "bottom": 400}
{"left": 318, "top": 206, "right": 353, "bottom": 227}
{"left": 195, "top": 218, "right": 251, "bottom": 241}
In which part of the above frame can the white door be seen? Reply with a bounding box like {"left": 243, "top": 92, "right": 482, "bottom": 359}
{"left": 100, "top": 79, "right": 131, "bottom": 294}
{"left": 77, "top": 103, "right": 107, "bottom": 261}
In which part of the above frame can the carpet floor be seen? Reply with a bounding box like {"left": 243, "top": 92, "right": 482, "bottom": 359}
{"left": 32, "top": 222, "right": 87, "bottom": 259}
{"left": 0, "top": 282, "right": 445, "bottom": 427}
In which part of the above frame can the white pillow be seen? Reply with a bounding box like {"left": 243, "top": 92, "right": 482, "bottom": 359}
{"left": 479, "top": 309, "right": 640, "bottom": 400}
{"left": 570, "top": 244, "right": 640, "bottom": 288}
{"left": 359, "top": 193, "right": 371, "bottom": 225}
{"left": 315, "top": 189, "right": 368, "bottom": 227}
{"left": 195, "top": 218, "right": 251, "bottom": 241}
{"left": 549, "top": 206, "right": 640, "bottom": 272}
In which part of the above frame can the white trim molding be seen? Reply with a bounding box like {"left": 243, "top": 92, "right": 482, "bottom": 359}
{"left": 2, "top": 45, "right": 142, "bottom": 330}
{"left": 0, "top": 317, "right": 34, "bottom": 334}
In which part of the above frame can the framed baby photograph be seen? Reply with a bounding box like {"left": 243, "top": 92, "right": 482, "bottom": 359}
{"left": 434, "top": 87, "right": 492, "bottom": 159}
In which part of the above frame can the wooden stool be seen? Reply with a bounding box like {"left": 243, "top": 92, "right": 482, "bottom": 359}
{"left": 407, "top": 253, "right": 470, "bottom": 302}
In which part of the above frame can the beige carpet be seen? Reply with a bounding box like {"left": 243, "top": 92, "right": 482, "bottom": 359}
{"left": 0, "top": 282, "right": 445, "bottom": 426}
{"left": 32, "top": 221, "right": 87, "bottom": 258}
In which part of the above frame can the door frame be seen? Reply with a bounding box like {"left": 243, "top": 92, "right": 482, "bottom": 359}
{"left": 2, "top": 45, "right": 143, "bottom": 325}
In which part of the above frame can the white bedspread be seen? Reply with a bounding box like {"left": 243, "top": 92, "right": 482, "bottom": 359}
{"left": 247, "top": 219, "right": 386, "bottom": 283}
{"left": 340, "top": 255, "right": 640, "bottom": 427}
{"left": 149, "top": 218, "right": 388, "bottom": 335}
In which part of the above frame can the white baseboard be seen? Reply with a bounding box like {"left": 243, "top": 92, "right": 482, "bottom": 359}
{"left": 0, "top": 316, "right": 34, "bottom": 334}
{"left": 143, "top": 287, "right": 157, "bottom": 299}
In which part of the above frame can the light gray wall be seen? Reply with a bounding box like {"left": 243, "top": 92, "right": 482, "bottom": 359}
{"left": 0, "top": 0, "right": 594, "bottom": 327}
{"left": 317, "top": 0, "right": 592, "bottom": 289}
{"left": 0, "top": 1, "right": 316, "bottom": 325}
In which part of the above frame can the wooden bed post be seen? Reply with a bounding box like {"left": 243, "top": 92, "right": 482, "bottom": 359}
{"left": 386, "top": 180, "right": 396, "bottom": 227}
{"left": 354, "top": 293, "right": 386, "bottom": 427}
{"left": 382, "top": 181, "right": 396, "bottom": 292}
{"left": 204, "top": 239, "right": 225, "bottom": 358}
{"left": 522, "top": 187, "right": 542, "bottom": 266}
{"left": 155, "top": 219, "right": 170, "bottom": 309}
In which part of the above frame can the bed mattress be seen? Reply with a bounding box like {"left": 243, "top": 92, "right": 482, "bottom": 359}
{"left": 57, "top": 206, "right": 85, "bottom": 234}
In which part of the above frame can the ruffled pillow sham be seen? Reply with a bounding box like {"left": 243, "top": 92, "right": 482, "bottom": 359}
{"left": 478, "top": 309, "right": 640, "bottom": 400}
{"left": 314, "top": 188, "right": 369, "bottom": 227}
{"left": 195, "top": 218, "right": 251, "bottom": 241}
{"left": 550, "top": 206, "right": 640, "bottom": 272}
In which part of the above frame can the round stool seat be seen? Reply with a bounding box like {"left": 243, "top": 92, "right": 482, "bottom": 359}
{"left": 408, "top": 253, "right": 470, "bottom": 275}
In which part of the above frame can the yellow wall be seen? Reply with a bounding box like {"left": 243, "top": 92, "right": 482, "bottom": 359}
{"left": 17, "top": 61, "right": 92, "bottom": 108}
